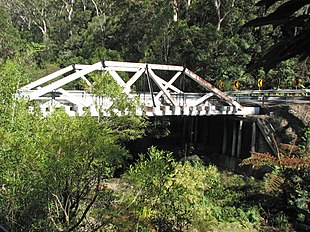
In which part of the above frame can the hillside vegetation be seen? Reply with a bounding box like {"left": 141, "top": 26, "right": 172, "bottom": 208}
{"left": 0, "top": 0, "right": 309, "bottom": 231}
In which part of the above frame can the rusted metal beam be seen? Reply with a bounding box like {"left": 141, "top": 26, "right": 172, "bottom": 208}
{"left": 184, "top": 68, "right": 243, "bottom": 109}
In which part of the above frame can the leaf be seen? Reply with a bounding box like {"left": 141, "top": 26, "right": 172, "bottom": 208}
{"left": 268, "top": 0, "right": 310, "bottom": 19}
{"left": 264, "top": 172, "right": 285, "bottom": 193}
{"left": 285, "top": 15, "right": 309, "bottom": 27}
{"left": 255, "top": 0, "right": 282, "bottom": 10}
{"left": 243, "top": 17, "right": 290, "bottom": 27}
{"left": 261, "top": 30, "right": 310, "bottom": 71}
{"left": 245, "top": 0, "right": 310, "bottom": 71}
{"left": 245, "top": 0, "right": 309, "bottom": 28}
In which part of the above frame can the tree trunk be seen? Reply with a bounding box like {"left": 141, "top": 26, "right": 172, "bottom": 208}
{"left": 173, "top": 0, "right": 178, "bottom": 22}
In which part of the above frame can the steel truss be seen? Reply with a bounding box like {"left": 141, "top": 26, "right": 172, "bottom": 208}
{"left": 17, "top": 61, "right": 259, "bottom": 117}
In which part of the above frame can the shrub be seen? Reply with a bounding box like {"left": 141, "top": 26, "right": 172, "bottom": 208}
{"left": 122, "top": 147, "right": 261, "bottom": 231}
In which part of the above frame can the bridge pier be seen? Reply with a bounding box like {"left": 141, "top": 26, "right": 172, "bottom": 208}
{"left": 237, "top": 120, "right": 243, "bottom": 158}
{"left": 180, "top": 116, "right": 273, "bottom": 168}
{"left": 251, "top": 122, "right": 256, "bottom": 153}
{"left": 231, "top": 121, "right": 237, "bottom": 157}
{"left": 222, "top": 119, "right": 228, "bottom": 155}
{"left": 127, "top": 115, "right": 277, "bottom": 171}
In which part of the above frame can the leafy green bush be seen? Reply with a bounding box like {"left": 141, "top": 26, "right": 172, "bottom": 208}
{"left": 241, "top": 128, "right": 310, "bottom": 231}
{"left": 122, "top": 147, "right": 261, "bottom": 231}
{"left": 0, "top": 57, "right": 147, "bottom": 231}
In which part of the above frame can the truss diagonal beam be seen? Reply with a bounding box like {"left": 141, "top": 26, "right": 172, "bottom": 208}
{"left": 81, "top": 75, "right": 92, "bottom": 86}
{"left": 108, "top": 70, "right": 126, "bottom": 87}
{"left": 147, "top": 68, "right": 178, "bottom": 106}
{"left": 21, "top": 65, "right": 75, "bottom": 90}
{"left": 155, "top": 71, "right": 182, "bottom": 101}
{"left": 29, "top": 62, "right": 103, "bottom": 100}
{"left": 190, "top": 93, "right": 214, "bottom": 106}
{"left": 184, "top": 68, "right": 243, "bottom": 109}
{"left": 124, "top": 68, "right": 145, "bottom": 93}
{"left": 57, "top": 88, "right": 88, "bottom": 107}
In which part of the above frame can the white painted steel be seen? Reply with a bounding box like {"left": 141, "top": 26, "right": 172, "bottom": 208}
{"left": 108, "top": 70, "right": 126, "bottom": 87}
{"left": 125, "top": 68, "right": 145, "bottom": 93}
{"left": 17, "top": 60, "right": 266, "bottom": 117}
{"left": 147, "top": 68, "right": 178, "bottom": 106}
{"left": 21, "top": 65, "right": 74, "bottom": 90}
{"left": 28, "top": 62, "right": 103, "bottom": 100}
{"left": 184, "top": 68, "right": 243, "bottom": 109}
{"left": 155, "top": 71, "right": 183, "bottom": 101}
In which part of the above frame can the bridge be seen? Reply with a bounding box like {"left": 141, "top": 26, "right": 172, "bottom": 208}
{"left": 17, "top": 61, "right": 309, "bottom": 117}
{"left": 16, "top": 60, "right": 310, "bottom": 162}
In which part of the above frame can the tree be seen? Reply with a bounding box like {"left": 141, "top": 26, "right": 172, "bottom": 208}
{"left": 244, "top": 0, "right": 310, "bottom": 71}
{"left": 0, "top": 55, "right": 147, "bottom": 231}
{"left": 2, "top": 0, "right": 58, "bottom": 43}
{"left": 0, "top": 8, "right": 23, "bottom": 61}
{"left": 241, "top": 139, "right": 310, "bottom": 230}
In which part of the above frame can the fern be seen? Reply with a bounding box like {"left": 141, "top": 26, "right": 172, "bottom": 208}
{"left": 264, "top": 172, "right": 284, "bottom": 194}
{"left": 241, "top": 143, "right": 310, "bottom": 170}
{"left": 241, "top": 152, "right": 278, "bottom": 169}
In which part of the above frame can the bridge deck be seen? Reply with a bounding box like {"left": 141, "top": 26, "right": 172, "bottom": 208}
{"left": 16, "top": 61, "right": 309, "bottom": 117}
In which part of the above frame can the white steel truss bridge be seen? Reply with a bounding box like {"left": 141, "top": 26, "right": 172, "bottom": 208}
{"left": 17, "top": 61, "right": 260, "bottom": 117}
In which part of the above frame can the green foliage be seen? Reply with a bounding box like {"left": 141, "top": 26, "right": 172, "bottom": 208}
{"left": 0, "top": 57, "right": 35, "bottom": 125}
{"left": 244, "top": 0, "right": 310, "bottom": 70}
{"left": 0, "top": 8, "right": 23, "bottom": 61}
{"left": 301, "top": 127, "right": 310, "bottom": 152}
{"left": 263, "top": 169, "right": 285, "bottom": 194}
{"left": 89, "top": 71, "right": 147, "bottom": 127}
{"left": 0, "top": 106, "right": 136, "bottom": 231}
{"left": 272, "top": 211, "right": 290, "bottom": 231}
{"left": 127, "top": 150, "right": 206, "bottom": 230}
{"left": 256, "top": 58, "right": 302, "bottom": 89}
{"left": 122, "top": 147, "right": 260, "bottom": 231}
{"left": 241, "top": 139, "right": 310, "bottom": 230}
{"left": 0, "top": 56, "right": 146, "bottom": 231}
{"left": 284, "top": 169, "right": 310, "bottom": 225}
{"left": 2, "top": 0, "right": 308, "bottom": 86}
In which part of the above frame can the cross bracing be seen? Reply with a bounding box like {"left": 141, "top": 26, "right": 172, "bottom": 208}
{"left": 17, "top": 61, "right": 259, "bottom": 117}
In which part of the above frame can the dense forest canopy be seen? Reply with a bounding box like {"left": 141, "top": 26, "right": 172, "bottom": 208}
{"left": 1, "top": 0, "right": 309, "bottom": 89}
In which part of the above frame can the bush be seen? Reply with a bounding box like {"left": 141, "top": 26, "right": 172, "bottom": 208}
{"left": 122, "top": 147, "right": 261, "bottom": 231}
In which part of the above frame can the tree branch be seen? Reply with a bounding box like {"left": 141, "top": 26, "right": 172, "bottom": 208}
{"left": 68, "top": 175, "right": 101, "bottom": 231}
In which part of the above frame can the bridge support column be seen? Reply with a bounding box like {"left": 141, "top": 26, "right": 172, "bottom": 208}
{"left": 237, "top": 120, "right": 243, "bottom": 158}
{"left": 222, "top": 118, "right": 227, "bottom": 155}
{"left": 182, "top": 116, "right": 187, "bottom": 137}
{"left": 153, "top": 106, "right": 163, "bottom": 116}
{"left": 231, "top": 121, "right": 237, "bottom": 157}
{"left": 174, "top": 106, "right": 181, "bottom": 115}
{"left": 77, "top": 106, "right": 84, "bottom": 116}
{"left": 203, "top": 117, "right": 208, "bottom": 144}
{"left": 190, "top": 117, "right": 195, "bottom": 142}
{"left": 251, "top": 122, "right": 256, "bottom": 153}
{"left": 194, "top": 117, "right": 198, "bottom": 143}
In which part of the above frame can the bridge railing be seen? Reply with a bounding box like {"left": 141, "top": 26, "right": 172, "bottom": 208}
{"left": 225, "top": 89, "right": 310, "bottom": 106}
{"left": 226, "top": 89, "right": 309, "bottom": 96}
